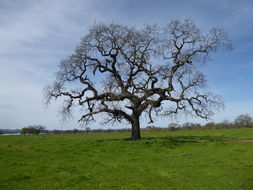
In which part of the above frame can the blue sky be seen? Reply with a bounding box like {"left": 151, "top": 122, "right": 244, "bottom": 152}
{"left": 0, "top": 0, "right": 252, "bottom": 129}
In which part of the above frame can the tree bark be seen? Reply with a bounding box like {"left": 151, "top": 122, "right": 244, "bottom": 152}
{"left": 131, "top": 114, "right": 141, "bottom": 140}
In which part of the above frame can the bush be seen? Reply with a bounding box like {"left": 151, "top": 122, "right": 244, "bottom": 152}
{"left": 20, "top": 125, "right": 46, "bottom": 135}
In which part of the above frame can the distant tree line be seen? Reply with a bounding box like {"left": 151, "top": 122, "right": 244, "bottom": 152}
{"left": 156, "top": 113, "right": 253, "bottom": 132}
{"left": 0, "top": 129, "right": 20, "bottom": 135}
{"left": 46, "top": 113, "right": 253, "bottom": 134}
{"left": 50, "top": 127, "right": 131, "bottom": 134}
{"left": 3, "top": 113, "right": 252, "bottom": 136}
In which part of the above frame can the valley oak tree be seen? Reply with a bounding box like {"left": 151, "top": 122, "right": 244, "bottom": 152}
{"left": 44, "top": 19, "right": 230, "bottom": 140}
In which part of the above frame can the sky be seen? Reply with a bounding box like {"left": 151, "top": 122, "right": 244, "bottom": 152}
{"left": 0, "top": 0, "right": 253, "bottom": 130}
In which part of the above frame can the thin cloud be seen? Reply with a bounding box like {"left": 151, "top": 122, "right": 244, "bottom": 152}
{"left": 0, "top": 0, "right": 252, "bottom": 129}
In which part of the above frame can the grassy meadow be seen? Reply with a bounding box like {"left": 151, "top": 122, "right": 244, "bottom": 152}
{"left": 0, "top": 128, "right": 253, "bottom": 190}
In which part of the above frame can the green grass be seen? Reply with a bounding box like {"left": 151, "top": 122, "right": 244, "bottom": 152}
{"left": 1, "top": 128, "right": 253, "bottom": 190}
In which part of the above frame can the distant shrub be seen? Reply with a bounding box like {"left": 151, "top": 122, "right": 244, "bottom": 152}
{"left": 20, "top": 125, "right": 46, "bottom": 135}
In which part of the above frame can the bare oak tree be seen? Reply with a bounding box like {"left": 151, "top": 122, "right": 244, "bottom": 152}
{"left": 44, "top": 19, "right": 230, "bottom": 140}
{"left": 235, "top": 114, "right": 253, "bottom": 128}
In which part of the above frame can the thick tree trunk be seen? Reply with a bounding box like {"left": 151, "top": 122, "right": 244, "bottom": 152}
{"left": 131, "top": 115, "right": 141, "bottom": 140}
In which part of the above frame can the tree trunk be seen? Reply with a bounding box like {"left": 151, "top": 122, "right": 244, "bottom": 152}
{"left": 131, "top": 114, "right": 141, "bottom": 140}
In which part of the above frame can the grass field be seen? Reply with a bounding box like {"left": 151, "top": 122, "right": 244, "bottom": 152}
{"left": 1, "top": 128, "right": 253, "bottom": 190}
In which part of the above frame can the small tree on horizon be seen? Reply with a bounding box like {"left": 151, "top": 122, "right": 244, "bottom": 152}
{"left": 235, "top": 114, "right": 253, "bottom": 128}
{"left": 44, "top": 19, "right": 230, "bottom": 140}
{"left": 21, "top": 125, "right": 46, "bottom": 135}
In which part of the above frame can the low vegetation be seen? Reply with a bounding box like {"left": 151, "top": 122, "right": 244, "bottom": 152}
{"left": 20, "top": 125, "right": 46, "bottom": 135}
{"left": 1, "top": 128, "right": 253, "bottom": 190}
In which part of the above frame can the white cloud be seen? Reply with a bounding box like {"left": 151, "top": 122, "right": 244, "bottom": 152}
{"left": 0, "top": 0, "right": 253, "bottom": 129}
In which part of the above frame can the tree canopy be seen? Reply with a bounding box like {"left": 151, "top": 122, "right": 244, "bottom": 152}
{"left": 44, "top": 19, "right": 230, "bottom": 140}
